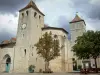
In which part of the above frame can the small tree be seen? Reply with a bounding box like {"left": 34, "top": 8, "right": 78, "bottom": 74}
{"left": 72, "top": 30, "right": 100, "bottom": 73}
{"left": 35, "top": 32, "right": 60, "bottom": 72}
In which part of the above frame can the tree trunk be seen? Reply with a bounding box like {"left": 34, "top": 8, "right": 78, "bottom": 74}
{"left": 45, "top": 61, "right": 47, "bottom": 72}
{"left": 45, "top": 61, "right": 49, "bottom": 72}
{"left": 94, "top": 58, "right": 98, "bottom": 73}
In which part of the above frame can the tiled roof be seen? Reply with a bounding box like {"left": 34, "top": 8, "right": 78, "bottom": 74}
{"left": 10, "top": 38, "right": 16, "bottom": 43}
{"left": 19, "top": 0, "right": 45, "bottom": 16}
{"left": 1, "top": 40, "right": 9, "bottom": 44}
{"left": 70, "top": 14, "right": 84, "bottom": 23}
{"left": 10, "top": 38, "right": 16, "bottom": 41}
{"left": 42, "top": 27, "right": 68, "bottom": 34}
{"left": 44, "top": 24, "right": 50, "bottom": 28}
{"left": 0, "top": 37, "right": 16, "bottom": 46}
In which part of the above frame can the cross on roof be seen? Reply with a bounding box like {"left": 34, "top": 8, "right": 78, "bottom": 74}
{"left": 76, "top": 12, "right": 78, "bottom": 15}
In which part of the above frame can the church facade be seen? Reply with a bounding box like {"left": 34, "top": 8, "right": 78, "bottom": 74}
{"left": 0, "top": 0, "right": 99, "bottom": 73}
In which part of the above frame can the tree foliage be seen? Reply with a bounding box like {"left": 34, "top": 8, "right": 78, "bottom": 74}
{"left": 35, "top": 32, "right": 60, "bottom": 71}
{"left": 72, "top": 30, "right": 100, "bottom": 72}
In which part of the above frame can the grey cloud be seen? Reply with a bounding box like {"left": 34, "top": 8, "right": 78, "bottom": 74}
{"left": 0, "top": 0, "right": 43, "bottom": 14}
{"left": 57, "top": 16, "right": 71, "bottom": 40}
{"left": 0, "top": 31, "right": 15, "bottom": 43}
{"left": 0, "top": 0, "right": 100, "bottom": 20}
{"left": 88, "top": 5, "right": 100, "bottom": 19}
{"left": 0, "top": 0, "right": 100, "bottom": 41}
{"left": 72, "top": 0, "right": 100, "bottom": 20}
{"left": 0, "top": 0, "right": 29, "bottom": 14}
{"left": 8, "top": 20, "right": 12, "bottom": 23}
{"left": 72, "top": 0, "right": 89, "bottom": 5}
{"left": 86, "top": 19, "right": 100, "bottom": 31}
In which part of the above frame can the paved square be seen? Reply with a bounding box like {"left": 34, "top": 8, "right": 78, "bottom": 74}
{"left": 0, "top": 73, "right": 100, "bottom": 75}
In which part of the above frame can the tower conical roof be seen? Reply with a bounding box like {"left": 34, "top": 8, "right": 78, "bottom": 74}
{"left": 19, "top": 0, "right": 45, "bottom": 16}
{"left": 70, "top": 14, "right": 84, "bottom": 23}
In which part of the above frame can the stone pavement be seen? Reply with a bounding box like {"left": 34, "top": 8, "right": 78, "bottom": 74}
{"left": 0, "top": 73, "right": 100, "bottom": 75}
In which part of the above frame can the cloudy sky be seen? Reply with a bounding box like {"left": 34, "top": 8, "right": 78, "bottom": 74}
{"left": 0, "top": 0, "right": 100, "bottom": 42}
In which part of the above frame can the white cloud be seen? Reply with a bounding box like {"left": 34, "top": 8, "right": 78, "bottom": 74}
{"left": 36, "top": 0, "right": 75, "bottom": 26}
{"left": 0, "top": 13, "right": 18, "bottom": 36}
{"left": 36, "top": 0, "right": 98, "bottom": 32}
{"left": 86, "top": 24, "right": 96, "bottom": 31}
{"left": 85, "top": 18, "right": 100, "bottom": 31}
{"left": 90, "top": 0, "right": 100, "bottom": 5}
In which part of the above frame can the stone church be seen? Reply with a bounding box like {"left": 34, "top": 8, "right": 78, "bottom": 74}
{"left": 0, "top": 0, "right": 92, "bottom": 73}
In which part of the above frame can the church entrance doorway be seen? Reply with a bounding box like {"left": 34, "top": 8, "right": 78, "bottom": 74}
{"left": 6, "top": 57, "right": 11, "bottom": 72}
{"left": 3, "top": 54, "right": 11, "bottom": 73}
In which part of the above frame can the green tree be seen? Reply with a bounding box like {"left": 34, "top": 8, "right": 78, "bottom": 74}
{"left": 72, "top": 30, "right": 100, "bottom": 73}
{"left": 35, "top": 32, "right": 60, "bottom": 72}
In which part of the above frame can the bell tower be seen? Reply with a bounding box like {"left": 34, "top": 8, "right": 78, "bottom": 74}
{"left": 69, "top": 14, "right": 86, "bottom": 71}
{"left": 70, "top": 14, "right": 86, "bottom": 46}
{"left": 14, "top": 0, "right": 45, "bottom": 72}
{"left": 16, "top": 0, "right": 45, "bottom": 47}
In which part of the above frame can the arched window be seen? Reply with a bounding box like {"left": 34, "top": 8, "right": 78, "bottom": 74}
{"left": 39, "top": 15, "right": 41, "bottom": 19}
{"left": 22, "top": 13, "right": 24, "bottom": 17}
{"left": 26, "top": 11, "right": 28, "bottom": 16}
{"left": 24, "top": 49, "right": 26, "bottom": 55}
{"left": 54, "top": 35, "right": 58, "bottom": 38}
{"left": 34, "top": 12, "right": 37, "bottom": 17}
{"left": 72, "top": 58, "right": 75, "bottom": 61}
{"left": 64, "top": 35, "right": 66, "bottom": 39}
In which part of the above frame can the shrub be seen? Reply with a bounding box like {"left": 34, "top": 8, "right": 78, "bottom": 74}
{"left": 28, "top": 65, "right": 35, "bottom": 73}
{"left": 78, "top": 65, "right": 82, "bottom": 70}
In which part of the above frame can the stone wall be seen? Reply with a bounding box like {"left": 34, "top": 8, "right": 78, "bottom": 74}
{"left": 0, "top": 46, "right": 15, "bottom": 73}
